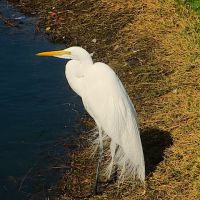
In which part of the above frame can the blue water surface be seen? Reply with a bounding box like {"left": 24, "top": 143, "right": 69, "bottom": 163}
{"left": 0, "top": 1, "right": 83, "bottom": 199}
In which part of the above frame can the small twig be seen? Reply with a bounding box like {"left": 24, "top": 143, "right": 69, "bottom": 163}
{"left": 0, "top": 14, "right": 17, "bottom": 27}
{"left": 18, "top": 166, "right": 34, "bottom": 191}
{"left": 51, "top": 165, "right": 69, "bottom": 169}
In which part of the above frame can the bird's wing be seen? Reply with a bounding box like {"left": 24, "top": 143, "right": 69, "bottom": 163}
{"left": 82, "top": 62, "right": 145, "bottom": 181}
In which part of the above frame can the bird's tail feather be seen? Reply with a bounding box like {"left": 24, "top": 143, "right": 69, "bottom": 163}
{"left": 102, "top": 140, "right": 145, "bottom": 184}
{"left": 90, "top": 81, "right": 145, "bottom": 183}
{"left": 106, "top": 95, "right": 145, "bottom": 183}
{"left": 91, "top": 126, "right": 145, "bottom": 184}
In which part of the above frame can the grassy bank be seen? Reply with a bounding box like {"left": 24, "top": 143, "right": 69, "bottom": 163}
{"left": 12, "top": 0, "right": 200, "bottom": 199}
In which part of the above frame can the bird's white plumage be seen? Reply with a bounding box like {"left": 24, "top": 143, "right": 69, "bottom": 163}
{"left": 64, "top": 47, "right": 145, "bottom": 182}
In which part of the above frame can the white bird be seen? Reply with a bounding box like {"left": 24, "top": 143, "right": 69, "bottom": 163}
{"left": 36, "top": 46, "right": 145, "bottom": 192}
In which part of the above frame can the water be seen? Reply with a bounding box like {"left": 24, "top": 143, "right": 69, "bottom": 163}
{"left": 0, "top": 1, "right": 83, "bottom": 199}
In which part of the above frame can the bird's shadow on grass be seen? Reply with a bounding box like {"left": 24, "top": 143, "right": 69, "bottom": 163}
{"left": 140, "top": 128, "right": 173, "bottom": 176}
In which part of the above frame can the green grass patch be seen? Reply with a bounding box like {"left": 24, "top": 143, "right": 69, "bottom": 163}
{"left": 186, "top": 0, "right": 200, "bottom": 13}
{"left": 178, "top": 0, "right": 200, "bottom": 13}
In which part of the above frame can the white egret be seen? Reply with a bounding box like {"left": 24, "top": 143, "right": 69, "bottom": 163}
{"left": 36, "top": 46, "right": 145, "bottom": 192}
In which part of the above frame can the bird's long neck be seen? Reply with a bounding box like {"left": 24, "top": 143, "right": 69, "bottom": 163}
{"left": 77, "top": 56, "right": 93, "bottom": 74}
{"left": 79, "top": 55, "right": 93, "bottom": 66}
{"left": 65, "top": 58, "right": 93, "bottom": 97}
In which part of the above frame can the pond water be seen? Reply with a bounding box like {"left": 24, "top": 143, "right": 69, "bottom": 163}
{"left": 0, "top": 1, "right": 83, "bottom": 199}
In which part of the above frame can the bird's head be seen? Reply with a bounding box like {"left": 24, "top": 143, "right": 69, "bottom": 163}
{"left": 36, "top": 46, "right": 93, "bottom": 64}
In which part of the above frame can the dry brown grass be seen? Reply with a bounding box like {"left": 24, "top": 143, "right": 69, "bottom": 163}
{"left": 13, "top": 0, "right": 200, "bottom": 199}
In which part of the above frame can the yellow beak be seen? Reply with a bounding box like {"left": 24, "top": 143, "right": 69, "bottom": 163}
{"left": 36, "top": 50, "right": 71, "bottom": 57}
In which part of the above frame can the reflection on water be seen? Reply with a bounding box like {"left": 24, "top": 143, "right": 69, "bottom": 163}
{"left": 0, "top": 1, "right": 83, "bottom": 199}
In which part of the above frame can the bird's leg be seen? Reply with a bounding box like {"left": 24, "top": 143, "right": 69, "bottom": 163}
{"left": 93, "top": 128, "right": 103, "bottom": 195}
{"left": 107, "top": 141, "right": 116, "bottom": 180}
{"left": 108, "top": 143, "right": 119, "bottom": 182}
{"left": 113, "top": 145, "right": 119, "bottom": 182}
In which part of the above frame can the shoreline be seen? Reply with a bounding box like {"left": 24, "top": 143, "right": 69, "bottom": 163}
{"left": 8, "top": 0, "right": 200, "bottom": 199}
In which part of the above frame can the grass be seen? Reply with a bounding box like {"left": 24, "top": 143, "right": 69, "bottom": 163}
{"left": 184, "top": 0, "right": 200, "bottom": 13}
{"left": 11, "top": 0, "right": 200, "bottom": 199}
